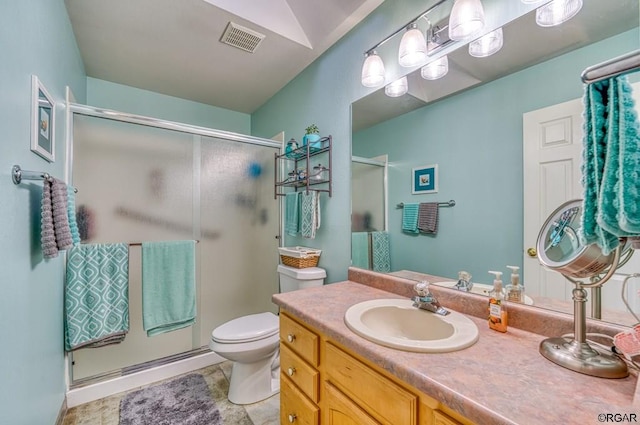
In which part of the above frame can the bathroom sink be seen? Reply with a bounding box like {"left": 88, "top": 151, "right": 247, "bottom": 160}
{"left": 431, "top": 281, "right": 535, "bottom": 305}
{"left": 344, "top": 298, "right": 479, "bottom": 353}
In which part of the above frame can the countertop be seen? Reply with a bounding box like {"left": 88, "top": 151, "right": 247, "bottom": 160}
{"left": 273, "top": 271, "right": 640, "bottom": 425}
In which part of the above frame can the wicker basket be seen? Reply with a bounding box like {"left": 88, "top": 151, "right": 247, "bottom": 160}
{"left": 279, "top": 246, "right": 322, "bottom": 269}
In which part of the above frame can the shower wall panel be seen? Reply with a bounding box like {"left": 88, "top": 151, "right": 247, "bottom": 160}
{"left": 70, "top": 115, "right": 279, "bottom": 381}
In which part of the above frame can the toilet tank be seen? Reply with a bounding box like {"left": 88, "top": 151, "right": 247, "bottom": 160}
{"left": 277, "top": 264, "right": 326, "bottom": 293}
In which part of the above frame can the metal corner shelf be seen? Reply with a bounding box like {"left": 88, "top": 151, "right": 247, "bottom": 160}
{"left": 274, "top": 135, "right": 332, "bottom": 198}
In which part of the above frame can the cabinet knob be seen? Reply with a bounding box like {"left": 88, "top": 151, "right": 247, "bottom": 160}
{"left": 287, "top": 367, "right": 296, "bottom": 376}
{"left": 288, "top": 413, "right": 297, "bottom": 423}
{"left": 287, "top": 334, "right": 296, "bottom": 343}
{"left": 527, "top": 247, "right": 537, "bottom": 257}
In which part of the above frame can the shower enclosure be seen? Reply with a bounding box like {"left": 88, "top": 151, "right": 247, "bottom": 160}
{"left": 68, "top": 106, "right": 280, "bottom": 383}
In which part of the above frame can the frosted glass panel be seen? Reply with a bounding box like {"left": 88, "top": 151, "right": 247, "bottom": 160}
{"left": 198, "top": 137, "right": 279, "bottom": 346}
{"left": 71, "top": 116, "right": 195, "bottom": 380}
{"left": 70, "top": 115, "right": 280, "bottom": 382}
{"left": 352, "top": 162, "right": 385, "bottom": 232}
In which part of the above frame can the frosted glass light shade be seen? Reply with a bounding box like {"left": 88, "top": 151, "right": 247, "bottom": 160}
{"left": 385, "top": 77, "right": 408, "bottom": 97}
{"left": 469, "top": 27, "right": 503, "bottom": 58}
{"left": 421, "top": 56, "right": 449, "bottom": 80}
{"left": 361, "top": 51, "right": 386, "bottom": 87}
{"left": 448, "top": 0, "right": 485, "bottom": 41}
{"left": 521, "top": 0, "right": 544, "bottom": 3}
{"left": 398, "top": 23, "right": 427, "bottom": 67}
{"left": 536, "top": 0, "right": 583, "bottom": 27}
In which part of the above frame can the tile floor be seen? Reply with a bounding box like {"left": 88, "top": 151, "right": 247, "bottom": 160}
{"left": 62, "top": 361, "right": 280, "bottom": 425}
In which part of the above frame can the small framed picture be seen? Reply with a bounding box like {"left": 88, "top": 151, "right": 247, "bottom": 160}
{"left": 31, "top": 75, "right": 55, "bottom": 162}
{"left": 412, "top": 164, "right": 438, "bottom": 194}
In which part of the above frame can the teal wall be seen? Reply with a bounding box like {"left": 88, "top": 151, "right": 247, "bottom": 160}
{"left": 87, "top": 77, "right": 251, "bottom": 134}
{"left": 352, "top": 29, "right": 639, "bottom": 284}
{"left": 0, "top": 1, "right": 86, "bottom": 424}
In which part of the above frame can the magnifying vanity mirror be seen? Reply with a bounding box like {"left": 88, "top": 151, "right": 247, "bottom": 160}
{"left": 350, "top": 0, "right": 640, "bottom": 329}
{"left": 536, "top": 199, "right": 633, "bottom": 378}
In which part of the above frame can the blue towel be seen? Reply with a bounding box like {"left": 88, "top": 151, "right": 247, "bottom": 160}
{"left": 142, "top": 240, "right": 196, "bottom": 337}
{"left": 402, "top": 203, "right": 419, "bottom": 234}
{"left": 371, "top": 232, "right": 391, "bottom": 273}
{"left": 67, "top": 185, "right": 81, "bottom": 245}
{"left": 64, "top": 244, "right": 129, "bottom": 351}
{"left": 285, "top": 192, "right": 300, "bottom": 236}
{"left": 580, "top": 76, "right": 640, "bottom": 254}
{"left": 351, "top": 232, "right": 370, "bottom": 269}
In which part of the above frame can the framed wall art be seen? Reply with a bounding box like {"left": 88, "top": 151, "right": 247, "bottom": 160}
{"left": 412, "top": 164, "right": 438, "bottom": 194}
{"left": 31, "top": 75, "right": 55, "bottom": 162}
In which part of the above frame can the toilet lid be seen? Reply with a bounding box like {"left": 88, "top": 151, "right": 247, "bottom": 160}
{"left": 211, "top": 312, "right": 279, "bottom": 343}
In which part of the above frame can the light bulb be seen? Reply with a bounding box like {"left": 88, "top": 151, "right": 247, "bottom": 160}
{"left": 385, "top": 77, "right": 408, "bottom": 97}
{"left": 361, "top": 51, "right": 385, "bottom": 87}
{"left": 469, "top": 27, "right": 503, "bottom": 58}
{"left": 398, "top": 23, "right": 427, "bottom": 67}
{"left": 448, "top": 0, "right": 485, "bottom": 41}
{"left": 421, "top": 56, "right": 449, "bottom": 80}
{"left": 536, "top": 0, "right": 583, "bottom": 27}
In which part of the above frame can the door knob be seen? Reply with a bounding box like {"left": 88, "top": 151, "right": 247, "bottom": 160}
{"left": 288, "top": 413, "right": 297, "bottom": 423}
{"left": 527, "top": 247, "right": 537, "bottom": 257}
{"left": 287, "top": 334, "right": 296, "bottom": 343}
{"left": 287, "top": 367, "right": 296, "bottom": 376}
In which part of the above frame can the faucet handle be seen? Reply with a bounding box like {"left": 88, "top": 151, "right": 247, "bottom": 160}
{"left": 414, "top": 281, "right": 430, "bottom": 297}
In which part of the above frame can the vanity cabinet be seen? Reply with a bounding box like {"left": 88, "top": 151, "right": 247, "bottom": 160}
{"left": 279, "top": 312, "right": 474, "bottom": 425}
{"left": 274, "top": 135, "right": 332, "bottom": 198}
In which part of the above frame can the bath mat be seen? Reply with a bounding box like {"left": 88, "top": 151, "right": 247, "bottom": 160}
{"left": 119, "top": 373, "right": 221, "bottom": 425}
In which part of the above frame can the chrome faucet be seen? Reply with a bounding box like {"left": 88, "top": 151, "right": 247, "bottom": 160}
{"left": 454, "top": 271, "right": 474, "bottom": 292}
{"left": 412, "top": 282, "right": 450, "bottom": 316}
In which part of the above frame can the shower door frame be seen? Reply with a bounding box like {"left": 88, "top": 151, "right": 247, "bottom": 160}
{"left": 65, "top": 101, "right": 282, "bottom": 388}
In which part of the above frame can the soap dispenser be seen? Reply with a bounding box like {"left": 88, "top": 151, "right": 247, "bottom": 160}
{"left": 488, "top": 271, "right": 508, "bottom": 333}
{"left": 505, "top": 265, "right": 524, "bottom": 303}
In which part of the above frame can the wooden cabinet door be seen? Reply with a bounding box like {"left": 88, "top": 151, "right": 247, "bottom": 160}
{"left": 322, "top": 381, "right": 381, "bottom": 425}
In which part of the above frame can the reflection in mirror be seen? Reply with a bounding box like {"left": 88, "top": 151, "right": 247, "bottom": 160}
{"left": 350, "top": 0, "right": 640, "bottom": 327}
{"left": 351, "top": 155, "right": 389, "bottom": 272}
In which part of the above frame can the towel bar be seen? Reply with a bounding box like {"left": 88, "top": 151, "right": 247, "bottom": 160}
{"left": 396, "top": 200, "right": 455, "bottom": 209}
{"left": 12, "top": 165, "right": 78, "bottom": 192}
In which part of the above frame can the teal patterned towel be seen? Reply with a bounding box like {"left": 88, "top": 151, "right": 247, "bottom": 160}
{"left": 351, "top": 232, "right": 370, "bottom": 269}
{"left": 65, "top": 244, "right": 129, "bottom": 351}
{"left": 581, "top": 76, "right": 640, "bottom": 254}
{"left": 142, "top": 241, "right": 196, "bottom": 337}
{"left": 285, "top": 192, "right": 300, "bottom": 236}
{"left": 402, "top": 203, "right": 420, "bottom": 234}
{"left": 371, "top": 232, "right": 391, "bottom": 272}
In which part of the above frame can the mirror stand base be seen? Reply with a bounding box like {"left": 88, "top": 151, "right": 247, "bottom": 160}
{"left": 539, "top": 337, "right": 628, "bottom": 379}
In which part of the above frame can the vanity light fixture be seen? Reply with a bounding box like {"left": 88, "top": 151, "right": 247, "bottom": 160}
{"left": 448, "top": 0, "right": 485, "bottom": 41}
{"left": 535, "top": 0, "right": 583, "bottom": 27}
{"left": 421, "top": 55, "right": 449, "bottom": 80}
{"left": 468, "top": 27, "right": 503, "bottom": 58}
{"left": 398, "top": 22, "right": 427, "bottom": 67}
{"left": 361, "top": 50, "right": 386, "bottom": 88}
{"left": 385, "top": 76, "right": 408, "bottom": 97}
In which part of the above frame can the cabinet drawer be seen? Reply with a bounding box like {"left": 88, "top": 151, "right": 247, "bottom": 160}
{"left": 281, "top": 344, "right": 320, "bottom": 402}
{"left": 325, "top": 342, "right": 417, "bottom": 425}
{"left": 281, "top": 374, "right": 319, "bottom": 425}
{"left": 323, "top": 381, "right": 381, "bottom": 425}
{"left": 280, "top": 313, "right": 319, "bottom": 366}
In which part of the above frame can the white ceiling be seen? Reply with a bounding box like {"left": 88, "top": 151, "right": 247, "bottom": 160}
{"left": 64, "top": 0, "right": 384, "bottom": 113}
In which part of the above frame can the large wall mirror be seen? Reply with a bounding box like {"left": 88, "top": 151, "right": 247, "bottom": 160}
{"left": 350, "top": 0, "right": 639, "bottom": 327}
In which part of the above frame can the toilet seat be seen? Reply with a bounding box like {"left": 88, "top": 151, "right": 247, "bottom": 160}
{"left": 212, "top": 312, "right": 279, "bottom": 344}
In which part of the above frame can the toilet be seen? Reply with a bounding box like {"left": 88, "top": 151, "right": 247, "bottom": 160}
{"left": 209, "top": 264, "right": 326, "bottom": 405}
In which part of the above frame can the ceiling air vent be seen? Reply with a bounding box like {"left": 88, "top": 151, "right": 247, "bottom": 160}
{"left": 220, "top": 22, "right": 265, "bottom": 53}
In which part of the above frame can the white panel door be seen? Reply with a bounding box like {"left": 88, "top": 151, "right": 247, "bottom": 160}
{"left": 523, "top": 98, "right": 583, "bottom": 301}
